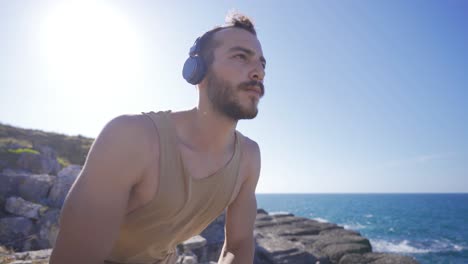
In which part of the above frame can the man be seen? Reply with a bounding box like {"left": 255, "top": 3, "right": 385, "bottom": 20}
{"left": 50, "top": 12, "right": 266, "bottom": 264}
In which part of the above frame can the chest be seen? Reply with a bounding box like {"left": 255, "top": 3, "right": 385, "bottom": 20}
{"left": 126, "top": 146, "right": 248, "bottom": 215}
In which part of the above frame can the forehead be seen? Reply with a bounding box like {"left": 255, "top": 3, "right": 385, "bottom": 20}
{"left": 212, "top": 27, "right": 263, "bottom": 56}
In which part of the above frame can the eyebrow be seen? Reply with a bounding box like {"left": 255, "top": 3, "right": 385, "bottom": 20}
{"left": 228, "top": 46, "right": 267, "bottom": 66}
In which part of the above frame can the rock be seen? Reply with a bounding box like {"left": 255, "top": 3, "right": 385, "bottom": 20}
{"left": 16, "top": 146, "right": 61, "bottom": 175}
{"left": 0, "top": 170, "right": 30, "bottom": 208}
{"left": 5, "top": 197, "right": 44, "bottom": 220}
{"left": 0, "top": 217, "right": 35, "bottom": 251}
{"left": 270, "top": 212, "right": 294, "bottom": 217}
{"left": 252, "top": 210, "right": 418, "bottom": 264}
{"left": 339, "top": 252, "right": 419, "bottom": 264}
{"left": 47, "top": 165, "right": 82, "bottom": 208}
{"left": 38, "top": 146, "right": 62, "bottom": 175}
{"left": 18, "top": 174, "right": 55, "bottom": 204}
{"left": 1, "top": 169, "right": 29, "bottom": 176}
{"left": 36, "top": 208, "right": 60, "bottom": 248}
{"left": 182, "top": 235, "right": 207, "bottom": 251}
{"left": 0, "top": 248, "right": 52, "bottom": 264}
{"left": 182, "top": 255, "right": 197, "bottom": 264}
{"left": 255, "top": 232, "right": 320, "bottom": 264}
{"left": 199, "top": 213, "right": 225, "bottom": 262}
{"left": 15, "top": 248, "right": 52, "bottom": 260}
{"left": 5, "top": 143, "right": 30, "bottom": 150}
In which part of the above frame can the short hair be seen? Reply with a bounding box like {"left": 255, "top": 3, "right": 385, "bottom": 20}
{"left": 198, "top": 12, "right": 257, "bottom": 69}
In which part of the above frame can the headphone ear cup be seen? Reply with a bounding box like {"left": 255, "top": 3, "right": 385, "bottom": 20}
{"left": 182, "top": 56, "right": 206, "bottom": 85}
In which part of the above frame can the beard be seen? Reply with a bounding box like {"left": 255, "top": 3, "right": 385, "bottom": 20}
{"left": 206, "top": 72, "right": 264, "bottom": 121}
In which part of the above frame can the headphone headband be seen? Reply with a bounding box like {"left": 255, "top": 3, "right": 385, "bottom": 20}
{"left": 189, "top": 37, "right": 201, "bottom": 57}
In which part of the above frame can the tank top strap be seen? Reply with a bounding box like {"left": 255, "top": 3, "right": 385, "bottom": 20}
{"left": 141, "top": 110, "right": 189, "bottom": 207}
{"left": 142, "top": 110, "right": 180, "bottom": 165}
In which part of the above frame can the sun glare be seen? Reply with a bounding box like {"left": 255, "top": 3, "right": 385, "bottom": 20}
{"left": 39, "top": 1, "right": 143, "bottom": 108}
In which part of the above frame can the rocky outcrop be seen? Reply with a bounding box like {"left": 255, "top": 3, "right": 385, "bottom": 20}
{"left": 0, "top": 165, "right": 79, "bottom": 252}
{"left": 47, "top": 165, "right": 81, "bottom": 208}
{"left": 15, "top": 146, "right": 61, "bottom": 176}
{"left": 252, "top": 211, "right": 419, "bottom": 264}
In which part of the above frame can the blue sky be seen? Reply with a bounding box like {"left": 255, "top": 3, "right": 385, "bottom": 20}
{"left": 1, "top": 0, "right": 467, "bottom": 193}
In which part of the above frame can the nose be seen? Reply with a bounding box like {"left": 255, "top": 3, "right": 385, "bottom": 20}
{"left": 249, "top": 61, "right": 265, "bottom": 81}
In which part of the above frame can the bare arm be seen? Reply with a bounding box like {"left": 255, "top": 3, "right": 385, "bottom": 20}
{"left": 49, "top": 115, "right": 154, "bottom": 264}
{"left": 218, "top": 140, "right": 261, "bottom": 264}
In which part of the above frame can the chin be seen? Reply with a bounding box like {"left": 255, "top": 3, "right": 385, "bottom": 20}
{"left": 240, "top": 108, "right": 259, "bottom": 120}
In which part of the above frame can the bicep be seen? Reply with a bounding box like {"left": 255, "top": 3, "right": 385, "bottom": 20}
{"left": 50, "top": 116, "right": 149, "bottom": 264}
{"left": 225, "top": 141, "right": 261, "bottom": 246}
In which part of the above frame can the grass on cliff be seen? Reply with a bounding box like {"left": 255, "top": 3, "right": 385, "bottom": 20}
{"left": 0, "top": 123, "right": 94, "bottom": 166}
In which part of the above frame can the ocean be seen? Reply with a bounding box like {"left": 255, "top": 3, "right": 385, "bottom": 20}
{"left": 256, "top": 194, "right": 468, "bottom": 264}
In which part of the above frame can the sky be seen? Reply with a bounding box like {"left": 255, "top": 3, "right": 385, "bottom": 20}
{"left": 1, "top": 0, "right": 467, "bottom": 193}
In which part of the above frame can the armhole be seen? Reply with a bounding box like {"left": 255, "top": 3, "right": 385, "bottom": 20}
{"left": 140, "top": 112, "right": 162, "bottom": 195}
{"left": 228, "top": 131, "right": 244, "bottom": 206}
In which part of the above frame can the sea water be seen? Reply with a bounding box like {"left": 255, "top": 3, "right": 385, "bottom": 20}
{"left": 256, "top": 193, "right": 468, "bottom": 264}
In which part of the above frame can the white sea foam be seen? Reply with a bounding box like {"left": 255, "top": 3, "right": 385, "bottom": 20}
{"left": 371, "top": 239, "right": 466, "bottom": 254}
{"left": 343, "top": 222, "right": 366, "bottom": 230}
{"left": 371, "top": 239, "right": 430, "bottom": 254}
{"left": 269, "top": 211, "right": 291, "bottom": 216}
{"left": 454, "top": 244, "right": 464, "bottom": 252}
{"left": 364, "top": 214, "right": 373, "bottom": 218}
{"left": 313, "top": 217, "right": 329, "bottom": 223}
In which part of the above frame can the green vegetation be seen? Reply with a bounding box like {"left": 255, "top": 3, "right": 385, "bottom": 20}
{"left": 7, "top": 148, "right": 40, "bottom": 155}
{"left": 0, "top": 122, "right": 94, "bottom": 166}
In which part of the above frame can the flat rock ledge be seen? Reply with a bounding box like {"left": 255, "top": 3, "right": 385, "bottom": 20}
{"left": 253, "top": 210, "right": 419, "bottom": 264}
{"left": 0, "top": 209, "right": 419, "bottom": 264}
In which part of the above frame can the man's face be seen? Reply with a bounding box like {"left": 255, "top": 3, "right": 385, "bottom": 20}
{"left": 204, "top": 28, "right": 266, "bottom": 121}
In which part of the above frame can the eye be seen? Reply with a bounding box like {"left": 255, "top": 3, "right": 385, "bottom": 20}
{"left": 234, "top": 54, "right": 247, "bottom": 60}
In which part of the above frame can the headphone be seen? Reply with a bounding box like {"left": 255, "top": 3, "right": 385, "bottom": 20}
{"left": 182, "top": 37, "right": 207, "bottom": 85}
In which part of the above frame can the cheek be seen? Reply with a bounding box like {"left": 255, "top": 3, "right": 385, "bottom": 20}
{"left": 214, "top": 60, "right": 248, "bottom": 80}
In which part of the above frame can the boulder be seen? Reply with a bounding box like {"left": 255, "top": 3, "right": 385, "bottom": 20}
{"left": 14, "top": 248, "right": 52, "bottom": 261}
{"left": 18, "top": 174, "right": 55, "bottom": 204}
{"left": 0, "top": 217, "right": 35, "bottom": 251}
{"left": 339, "top": 252, "right": 420, "bottom": 264}
{"left": 181, "top": 255, "right": 197, "bottom": 264}
{"left": 182, "top": 235, "right": 207, "bottom": 251}
{"left": 47, "top": 165, "right": 82, "bottom": 208}
{"left": 16, "top": 146, "right": 61, "bottom": 175}
{"left": 5, "top": 197, "right": 44, "bottom": 220}
{"left": 252, "top": 210, "right": 418, "bottom": 264}
{"left": 36, "top": 208, "right": 60, "bottom": 249}
{"left": 37, "top": 146, "right": 62, "bottom": 175}
{"left": 0, "top": 170, "right": 30, "bottom": 208}
{"left": 255, "top": 232, "right": 320, "bottom": 264}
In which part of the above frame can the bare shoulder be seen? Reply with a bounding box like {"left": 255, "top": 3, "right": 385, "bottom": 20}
{"left": 92, "top": 113, "right": 159, "bottom": 184}
{"left": 239, "top": 134, "right": 261, "bottom": 182}
{"left": 104, "top": 113, "right": 156, "bottom": 143}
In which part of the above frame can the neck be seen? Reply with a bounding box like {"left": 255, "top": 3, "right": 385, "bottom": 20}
{"left": 176, "top": 106, "right": 238, "bottom": 154}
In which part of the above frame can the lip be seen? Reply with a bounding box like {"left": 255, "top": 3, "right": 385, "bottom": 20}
{"left": 244, "top": 86, "right": 262, "bottom": 97}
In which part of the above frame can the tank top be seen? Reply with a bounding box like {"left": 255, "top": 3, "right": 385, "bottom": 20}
{"left": 104, "top": 110, "right": 242, "bottom": 264}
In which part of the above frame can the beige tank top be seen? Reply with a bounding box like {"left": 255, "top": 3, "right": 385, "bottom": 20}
{"left": 105, "top": 111, "right": 242, "bottom": 264}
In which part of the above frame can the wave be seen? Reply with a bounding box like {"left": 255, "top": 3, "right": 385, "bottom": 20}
{"left": 269, "top": 211, "right": 292, "bottom": 216}
{"left": 313, "top": 217, "right": 329, "bottom": 223}
{"left": 342, "top": 222, "right": 367, "bottom": 230}
{"left": 371, "top": 239, "right": 466, "bottom": 254}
